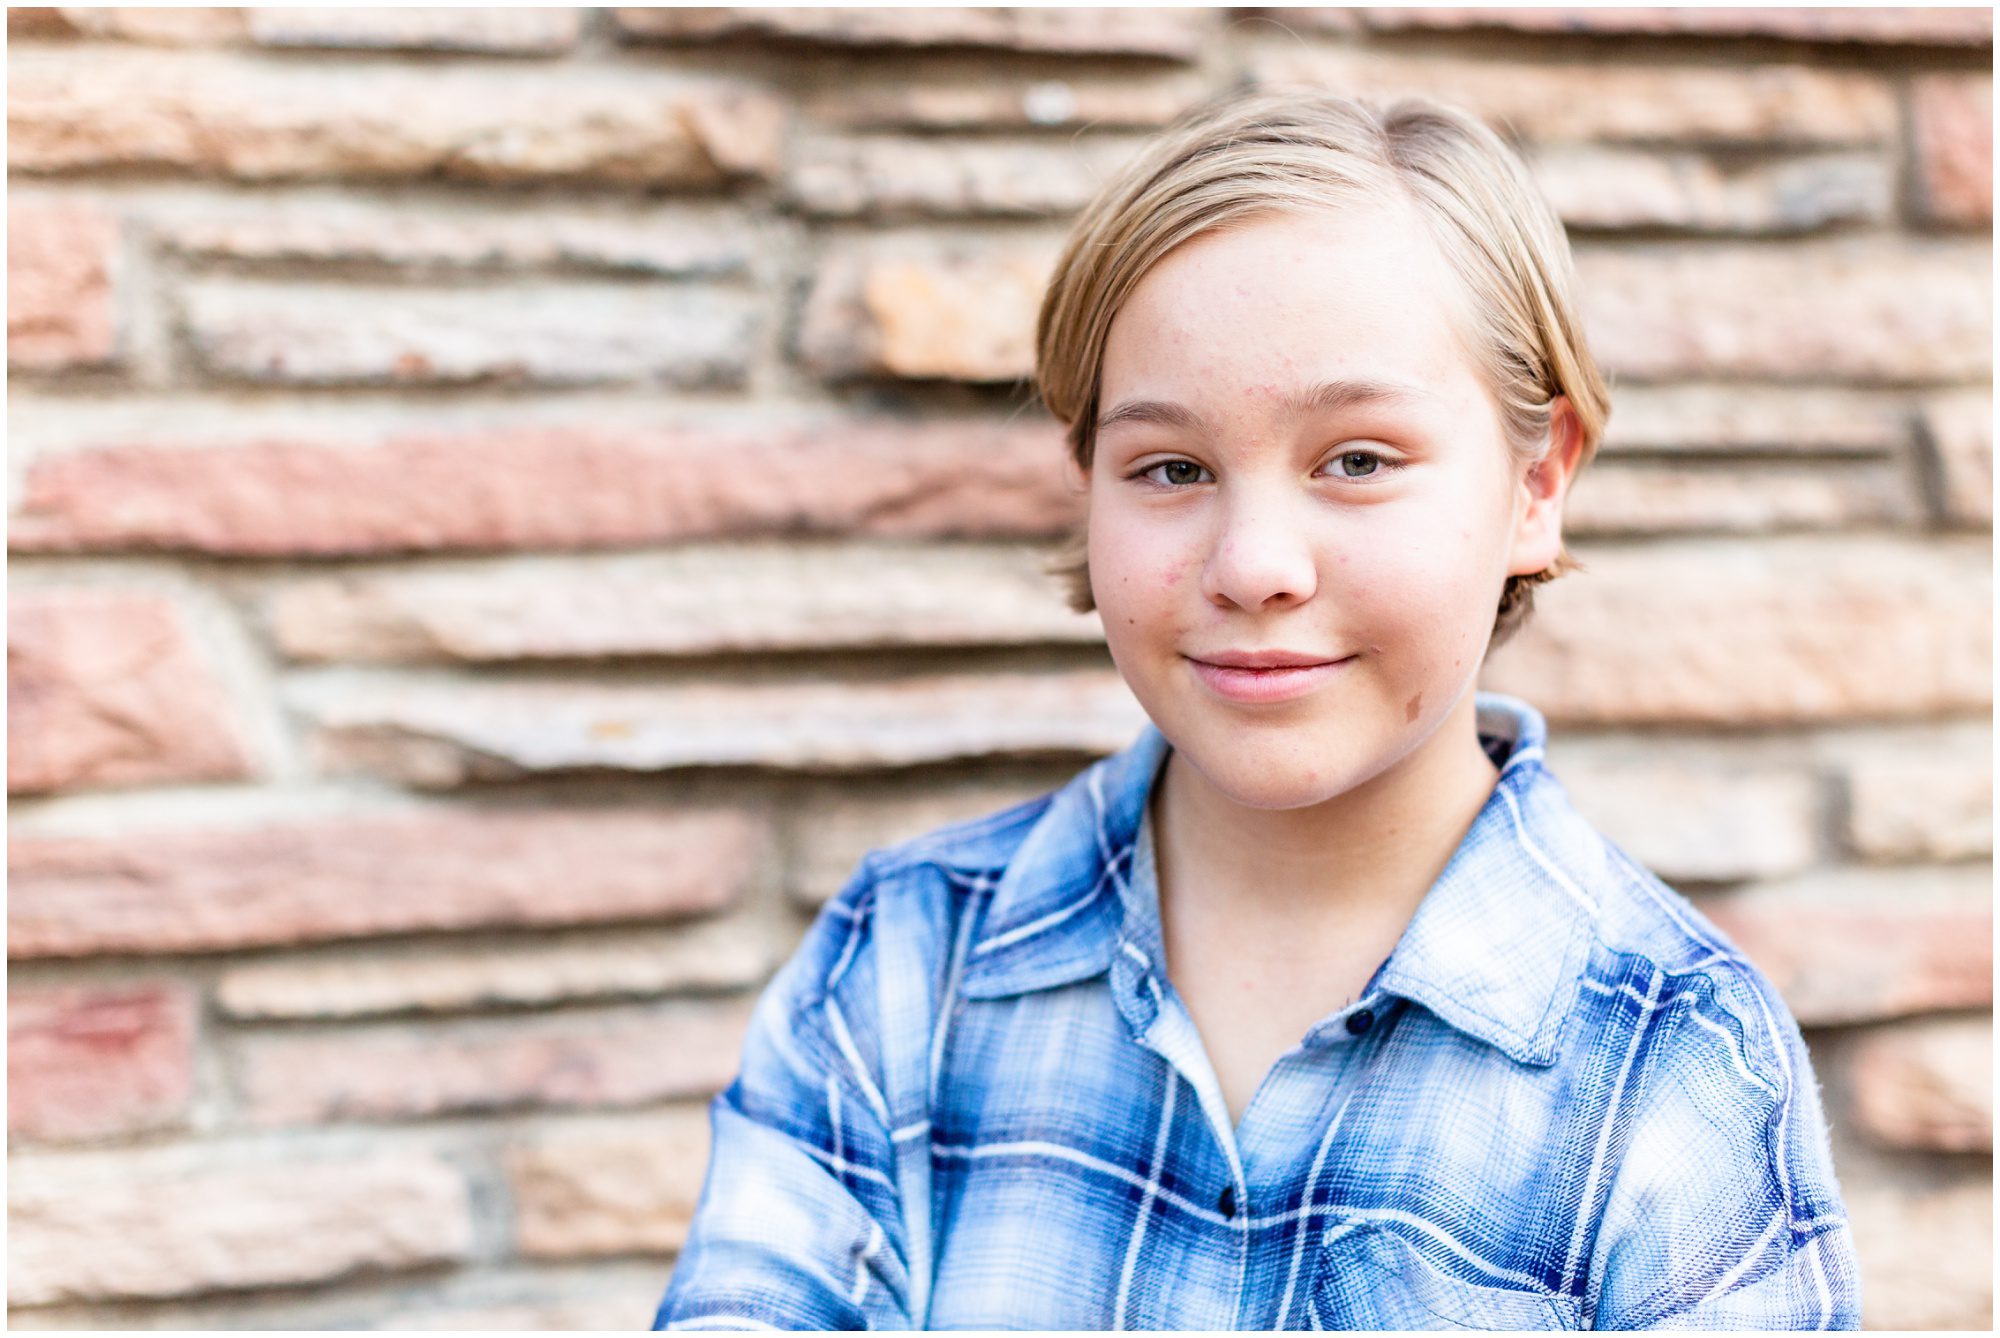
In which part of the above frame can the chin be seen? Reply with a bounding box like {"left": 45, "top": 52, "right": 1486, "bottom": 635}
{"left": 1167, "top": 722, "right": 1355, "bottom": 810}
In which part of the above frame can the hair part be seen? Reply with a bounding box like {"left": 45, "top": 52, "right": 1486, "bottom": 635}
{"left": 1033, "top": 85, "right": 1611, "bottom": 653}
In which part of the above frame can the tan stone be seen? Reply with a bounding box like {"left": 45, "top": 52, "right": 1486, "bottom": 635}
{"left": 376, "top": 1285, "right": 674, "bottom": 1332}
{"left": 7, "top": 590, "right": 253, "bottom": 795}
{"left": 1686, "top": 865, "right": 1990, "bottom": 1026}
{"left": 785, "top": 134, "right": 1150, "bottom": 218}
{"left": 215, "top": 917, "right": 778, "bottom": 1020}
{"left": 264, "top": 542, "right": 1103, "bottom": 664}
{"left": 1343, "top": 6, "right": 1994, "bottom": 44}
{"left": 289, "top": 668, "right": 1148, "bottom": 786}
{"left": 1839, "top": 1153, "right": 1993, "bottom": 1330}
{"left": 1598, "top": 384, "right": 1909, "bottom": 456}
{"left": 245, "top": 7, "right": 580, "bottom": 53}
{"left": 1919, "top": 389, "right": 1994, "bottom": 527}
{"left": 7, "top": 1148, "right": 474, "bottom": 1305}
{"left": 8, "top": 806, "right": 759, "bottom": 958}
{"left": 811, "top": 73, "right": 1209, "bottom": 130}
{"left": 178, "top": 279, "right": 757, "bottom": 387}
{"left": 8, "top": 981, "right": 196, "bottom": 1142}
{"left": 1576, "top": 239, "right": 1991, "bottom": 382}
{"left": 235, "top": 999, "right": 755, "bottom": 1125}
{"left": 41, "top": 7, "right": 245, "bottom": 45}
{"left": 799, "top": 238, "right": 1061, "bottom": 381}
{"left": 1250, "top": 48, "right": 1898, "bottom": 146}
{"left": 1910, "top": 74, "right": 1994, "bottom": 227}
{"left": 8, "top": 199, "right": 119, "bottom": 370}
{"left": 1525, "top": 145, "right": 1891, "bottom": 232}
{"left": 151, "top": 200, "right": 749, "bottom": 276}
{"left": 1845, "top": 748, "right": 1992, "bottom": 863}
{"left": 9, "top": 417, "right": 1077, "bottom": 557}
{"left": 792, "top": 778, "right": 1067, "bottom": 906}
{"left": 613, "top": 6, "right": 1207, "bottom": 58}
{"left": 1562, "top": 457, "right": 1918, "bottom": 537}
{"left": 1537, "top": 756, "right": 1819, "bottom": 884}
{"left": 1841, "top": 1015, "right": 1992, "bottom": 1153}
{"left": 9, "top": 48, "right": 783, "bottom": 185}
{"left": 506, "top": 1106, "right": 712, "bottom": 1258}
{"left": 1481, "top": 537, "right": 1991, "bottom": 726}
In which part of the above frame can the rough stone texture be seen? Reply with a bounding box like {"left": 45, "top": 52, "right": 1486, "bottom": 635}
{"left": 214, "top": 917, "right": 778, "bottom": 1020}
{"left": 1575, "top": 239, "right": 1991, "bottom": 382}
{"left": 505, "top": 1105, "right": 712, "bottom": 1258}
{"left": 150, "top": 200, "right": 751, "bottom": 276}
{"left": 9, "top": 806, "right": 759, "bottom": 958}
{"left": 1844, "top": 746, "right": 1993, "bottom": 863}
{"left": 810, "top": 73, "right": 1209, "bottom": 130}
{"left": 792, "top": 778, "right": 1065, "bottom": 906}
{"left": 8, "top": 417, "right": 1078, "bottom": 556}
{"left": 1686, "top": 865, "right": 1990, "bottom": 1025}
{"left": 1536, "top": 758, "right": 1820, "bottom": 885}
{"left": 1250, "top": 48, "right": 1899, "bottom": 146}
{"left": 799, "top": 237, "right": 1061, "bottom": 382}
{"left": 1562, "top": 457, "right": 1917, "bottom": 536}
{"left": 7, "top": 1148, "right": 474, "bottom": 1305}
{"left": 1481, "top": 537, "right": 1991, "bottom": 726}
{"left": 613, "top": 6, "right": 1208, "bottom": 58}
{"left": 235, "top": 999, "right": 755, "bottom": 1125}
{"left": 1909, "top": 74, "right": 1994, "bottom": 227}
{"left": 9, "top": 199, "right": 119, "bottom": 371}
{"left": 1839, "top": 1155, "right": 1993, "bottom": 1330}
{"left": 1340, "top": 6, "right": 1995, "bottom": 44}
{"left": 1598, "top": 384, "right": 1909, "bottom": 456}
{"left": 264, "top": 542, "right": 1104, "bottom": 663}
{"left": 1919, "top": 389, "right": 1994, "bottom": 527}
{"left": 7, "top": 589, "right": 254, "bottom": 796}
{"left": 9, "top": 49, "right": 784, "bottom": 186}
{"left": 1526, "top": 145, "right": 1892, "bottom": 233}
{"left": 290, "top": 668, "right": 1148, "bottom": 786}
{"left": 374, "top": 1282, "right": 673, "bottom": 1332}
{"left": 1839, "top": 1014, "right": 1992, "bottom": 1153}
{"left": 177, "top": 280, "right": 758, "bottom": 388}
{"left": 785, "top": 134, "right": 1150, "bottom": 218}
{"left": 8, "top": 981, "right": 196, "bottom": 1142}
{"left": 245, "top": 7, "right": 581, "bottom": 54}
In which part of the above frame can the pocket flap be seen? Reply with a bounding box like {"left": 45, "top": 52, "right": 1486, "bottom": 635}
{"left": 1309, "top": 1218, "right": 1574, "bottom": 1331}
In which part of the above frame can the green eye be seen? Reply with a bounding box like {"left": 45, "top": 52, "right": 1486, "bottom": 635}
{"left": 1335, "top": 452, "right": 1381, "bottom": 478}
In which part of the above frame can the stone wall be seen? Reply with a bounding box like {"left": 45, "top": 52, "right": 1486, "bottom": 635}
{"left": 7, "top": 6, "right": 1992, "bottom": 1330}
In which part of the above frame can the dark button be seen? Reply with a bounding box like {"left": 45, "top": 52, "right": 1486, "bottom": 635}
{"left": 1345, "top": 1008, "right": 1375, "bottom": 1036}
{"left": 1217, "top": 1185, "right": 1237, "bottom": 1219}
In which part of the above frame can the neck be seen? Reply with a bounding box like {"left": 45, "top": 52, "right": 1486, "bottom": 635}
{"left": 1150, "top": 690, "right": 1503, "bottom": 926}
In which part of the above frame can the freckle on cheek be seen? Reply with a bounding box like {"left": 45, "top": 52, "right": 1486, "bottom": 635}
{"left": 1405, "top": 691, "right": 1422, "bottom": 723}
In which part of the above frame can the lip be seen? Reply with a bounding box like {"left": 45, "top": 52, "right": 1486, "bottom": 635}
{"left": 1187, "top": 654, "right": 1356, "bottom": 704}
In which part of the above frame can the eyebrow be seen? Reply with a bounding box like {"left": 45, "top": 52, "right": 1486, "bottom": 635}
{"left": 1094, "top": 378, "right": 1444, "bottom": 436}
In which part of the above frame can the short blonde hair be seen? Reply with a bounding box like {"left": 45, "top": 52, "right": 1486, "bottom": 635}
{"left": 1034, "top": 85, "right": 1610, "bottom": 651}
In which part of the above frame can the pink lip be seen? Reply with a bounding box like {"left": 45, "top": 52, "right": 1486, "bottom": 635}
{"left": 1187, "top": 654, "right": 1356, "bottom": 704}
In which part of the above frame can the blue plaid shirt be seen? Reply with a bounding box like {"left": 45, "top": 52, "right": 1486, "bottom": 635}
{"left": 654, "top": 692, "right": 1861, "bottom": 1330}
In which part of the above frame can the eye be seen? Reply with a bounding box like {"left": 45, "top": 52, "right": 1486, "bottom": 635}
{"left": 1330, "top": 450, "right": 1383, "bottom": 478}
{"left": 1137, "top": 459, "right": 1212, "bottom": 488}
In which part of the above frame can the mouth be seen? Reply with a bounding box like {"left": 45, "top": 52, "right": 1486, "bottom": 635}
{"left": 1186, "top": 654, "right": 1357, "bottom": 704}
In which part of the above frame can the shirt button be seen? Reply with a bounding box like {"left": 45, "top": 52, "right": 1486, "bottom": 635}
{"left": 1217, "top": 1185, "right": 1237, "bottom": 1219}
{"left": 1346, "top": 1008, "right": 1375, "bottom": 1036}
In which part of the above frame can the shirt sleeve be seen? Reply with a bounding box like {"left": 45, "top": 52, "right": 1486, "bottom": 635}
{"left": 653, "top": 861, "right": 915, "bottom": 1331}
{"left": 1586, "top": 969, "right": 1863, "bottom": 1330}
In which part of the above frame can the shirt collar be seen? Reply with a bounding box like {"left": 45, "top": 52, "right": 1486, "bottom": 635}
{"left": 959, "top": 691, "right": 1604, "bottom": 1068}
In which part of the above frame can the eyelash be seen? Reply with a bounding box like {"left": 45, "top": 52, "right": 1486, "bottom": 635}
{"left": 1127, "top": 449, "right": 1405, "bottom": 491}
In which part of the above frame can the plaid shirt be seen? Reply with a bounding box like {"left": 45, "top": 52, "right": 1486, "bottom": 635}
{"left": 654, "top": 691, "right": 1861, "bottom": 1330}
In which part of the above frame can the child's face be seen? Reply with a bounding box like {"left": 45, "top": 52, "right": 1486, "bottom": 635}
{"left": 1077, "top": 204, "right": 1560, "bottom": 810}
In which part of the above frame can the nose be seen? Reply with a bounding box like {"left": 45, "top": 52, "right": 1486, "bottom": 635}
{"left": 1199, "top": 489, "right": 1320, "bottom": 611}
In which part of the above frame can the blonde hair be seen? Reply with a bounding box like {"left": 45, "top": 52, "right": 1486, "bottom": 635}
{"left": 1034, "top": 85, "right": 1609, "bottom": 651}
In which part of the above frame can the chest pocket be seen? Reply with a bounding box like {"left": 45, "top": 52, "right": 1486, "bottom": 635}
{"left": 1307, "top": 1219, "right": 1578, "bottom": 1331}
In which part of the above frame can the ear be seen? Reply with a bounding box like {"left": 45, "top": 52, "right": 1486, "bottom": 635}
{"left": 1061, "top": 450, "right": 1090, "bottom": 496}
{"left": 1507, "top": 395, "right": 1587, "bottom": 578}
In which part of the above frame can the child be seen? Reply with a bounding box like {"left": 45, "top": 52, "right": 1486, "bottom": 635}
{"left": 655, "top": 87, "right": 1861, "bottom": 1330}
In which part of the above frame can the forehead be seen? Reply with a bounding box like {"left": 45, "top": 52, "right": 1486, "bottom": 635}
{"left": 1099, "top": 204, "right": 1487, "bottom": 414}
